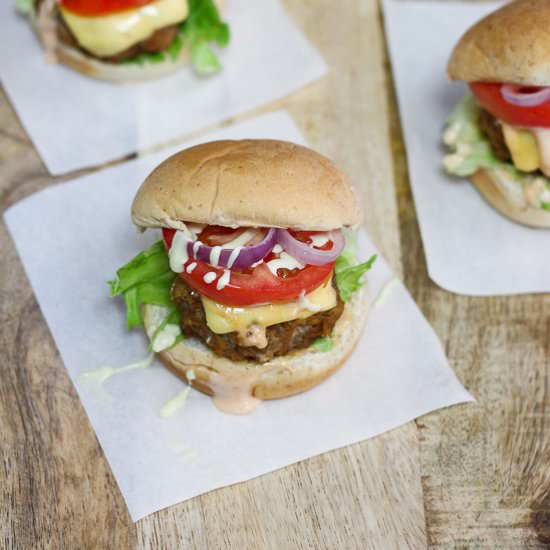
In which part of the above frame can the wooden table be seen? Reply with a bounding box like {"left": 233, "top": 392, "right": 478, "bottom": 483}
{"left": 1, "top": 1, "right": 549, "bottom": 548}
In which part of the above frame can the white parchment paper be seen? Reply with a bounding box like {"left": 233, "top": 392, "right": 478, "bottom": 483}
{"left": 4, "top": 110, "right": 473, "bottom": 521}
{"left": 383, "top": 0, "right": 550, "bottom": 296}
{"left": 0, "top": 0, "right": 326, "bottom": 175}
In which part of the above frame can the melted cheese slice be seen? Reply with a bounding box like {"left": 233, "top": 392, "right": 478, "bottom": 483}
{"left": 501, "top": 123, "right": 540, "bottom": 173}
{"left": 60, "top": 0, "right": 189, "bottom": 57}
{"left": 201, "top": 280, "right": 338, "bottom": 336}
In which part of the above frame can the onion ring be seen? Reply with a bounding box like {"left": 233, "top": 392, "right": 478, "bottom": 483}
{"left": 276, "top": 229, "right": 344, "bottom": 265}
{"left": 181, "top": 227, "right": 277, "bottom": 270}
{"left": 501, "top": 84, "right": 550, "bottom": 107}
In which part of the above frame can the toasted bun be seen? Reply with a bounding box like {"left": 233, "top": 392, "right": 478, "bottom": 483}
{"left": 471, "top": 169, "right": 550, "bottom": 228}
{"left": 143, "top": 285, "right": 369, "bottom": 405}
{"left": 132, "top": 140, "right": 362, "bottom": 231}
{"left": 448, "top": 0, "right": 550, "bottom": 86}
{"left": 53, "top": 41, "right": 192, "bottom": 83}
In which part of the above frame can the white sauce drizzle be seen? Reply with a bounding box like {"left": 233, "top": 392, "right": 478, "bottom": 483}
{"left": 168, "top": 231, "right": 188, "bottom": 273}
{"left": 192, "top": 241, "right": 201, "bottom": 257}
{"left": 220, "top": 229, "right": 258, "bottom": 268}
{"left": 227, "top": 246, "right": 243, "bottom": 268}
{"left": 209, "top": 245, "right": 223, "bottom": 267}
{"left": 159, "top": 370, "right": 196, "bottom": 419}
{"left": 152, "top": 324, "right": 180, "bottom": 352}
{"left": 266, "top": 252, "right": 304, "bottom": 276}
{"left": 77, "top": 354, "right": 154, "bottom": 404}
{"left": 309, "top": 233, "right": 330, "bottom": 248}
{"left": 373, "top": 277, "right": 399, "bottom": 309}
{"left": 216, "top": 269, "right": 231, "bottom": 291}
{"left": 186, "top": 262, "right": 197, "bottom": 274}
{"left": 272, "top": 244, "right": 283, "bottom": 254}
{"left": 203, "top": 271, "right": 217, "bottom": 284}
{"left": 298, "top": 290, "right": 322, "bottom": 313}
{"left": 223, "top": 228, "right": 257, "bottom": 249}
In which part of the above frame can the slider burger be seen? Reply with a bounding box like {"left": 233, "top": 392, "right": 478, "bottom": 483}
{"left": 444, "top": 0, "right": 550, "bottom": 227}
{"left": 21, "top": 0, "right": 228, "bottom": 80}
{"left": 109, "top": 139, "right": 376, "bottom": 414}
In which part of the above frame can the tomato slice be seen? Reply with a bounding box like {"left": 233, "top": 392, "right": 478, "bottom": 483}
{"left": 470, "top": 82, "right": 550, "bottom": 128}
{"left": 60, "top": 0, "right": 155, "bottom": 16}
{"left": 163, "top": 228, "right": 335, "bottom": 306}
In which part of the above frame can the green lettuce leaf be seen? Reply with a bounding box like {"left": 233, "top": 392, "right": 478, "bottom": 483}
{"left": 183, "top": 0, "right": 230, "bottom": 74}
{"left": 15, "top": 0, "right": 33, "bottom": 14}
{"left": 312, "top": 336, "right": 333, "bottom": 352}
{"left": 122, "top": 0, "right": 229, "bottom": 74}
{"left": 109, "top": 241, "right": 178, "bottom": 329}
{"left": 335, "top": 254, "right": 377, "bottom": 302}
{"left": 442, "top": 94, "right": 507, "bottom": 177}
{"left": 443, "top": 94, "right": 550, "bottom": 208}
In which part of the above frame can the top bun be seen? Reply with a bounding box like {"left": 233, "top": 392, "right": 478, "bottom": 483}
{"left": 448, "top": 0, "right": 550, "bottom": 86}
{"left": 132, "top": 139, "right": 362, "bottom": 231}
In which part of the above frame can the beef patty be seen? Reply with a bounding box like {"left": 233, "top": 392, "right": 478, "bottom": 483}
{"left": 171, "top": 278, "right": 345, "bottom": 363}
{"left": 478, "top": 108, "right": 512, "bottom": 163}
{"left": 57, "top": 17, "right": 180, "bottom": 63}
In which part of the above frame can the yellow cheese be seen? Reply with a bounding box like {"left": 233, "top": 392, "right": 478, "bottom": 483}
{"left": 501, "top": 123, "right": 540, "bottom": 173}
{"left": 60, "top": 0, "right": 189, "bottom": 57}
{"left": 201, "top": 281, "right": 338, "bottom": 336}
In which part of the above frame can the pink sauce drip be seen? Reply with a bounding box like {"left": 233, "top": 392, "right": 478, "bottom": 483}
{"left": 207, "top": 372, "right": 262, "bottom": 415}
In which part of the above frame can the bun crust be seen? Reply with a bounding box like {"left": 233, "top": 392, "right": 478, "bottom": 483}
{"left": 143, "top": 285, "right": 369, "bottom": 403}
{"left": 448, "top": 0, "right": 550, "bottom": 85}
{"left": 54, "top": 41, "right": 192, "bottom": 83}
{"left": 471, "top": 169, "right": 550, "bottom": 228}
{"left": 132, "top": 140, "right": 362, "bottom": 231}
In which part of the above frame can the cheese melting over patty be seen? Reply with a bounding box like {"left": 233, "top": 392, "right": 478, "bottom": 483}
{"left": 201, "top": 280, "right": 338, "bottom": 337}
{"left": 60, "top": 0, "right": 188, "bottom": 57}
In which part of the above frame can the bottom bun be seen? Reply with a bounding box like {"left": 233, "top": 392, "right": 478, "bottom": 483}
{"left": 471, "top": 169, "right": 550, "bottom": 229}
{"left": 54, "top": 41, "right": 191, "bottom": 83}
{"left": 143, "top": 285, "right": 369, "bottom": 413}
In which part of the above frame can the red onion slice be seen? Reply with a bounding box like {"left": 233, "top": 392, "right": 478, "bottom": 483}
{"left": 185, "top": 227, "right": 277, "bottom": 270}
{"left": 276, "top": 229, "right": 344, "bottom": 266}
{"left": 501, "top": 84, "right": 550, "bottom": 107}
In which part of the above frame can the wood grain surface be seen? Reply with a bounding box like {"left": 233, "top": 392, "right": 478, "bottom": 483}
{"left": 0, "top": 1, "right": 548, "bottom": 549}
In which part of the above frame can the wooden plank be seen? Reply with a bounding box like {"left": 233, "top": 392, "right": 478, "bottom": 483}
{"left": 0, "top": 1, "right": 428, "bottom": 548}
{"left": 386, "top": 23, "right": 550, "bottom": 548}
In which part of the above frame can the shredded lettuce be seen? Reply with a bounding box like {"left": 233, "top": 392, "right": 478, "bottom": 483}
{"left": 443, "top": 94, "right": 550, "bottom": 208}
{"left": 123, "top": 0, "right": 230, "bottom": 74}
{"left": 109, "top": 241, "right": 179, "bottom": 330}
{"left": 442, "top": 94, "right": 507, "bottom": 177}
{"left": 15, "top": 0, "right": 33, "bottom": 14}
{"left": 312, "top": 336, "right": 333, "bottom": 352}
{"left": 542, "top": 201, "right": 550, "bottom": 211}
